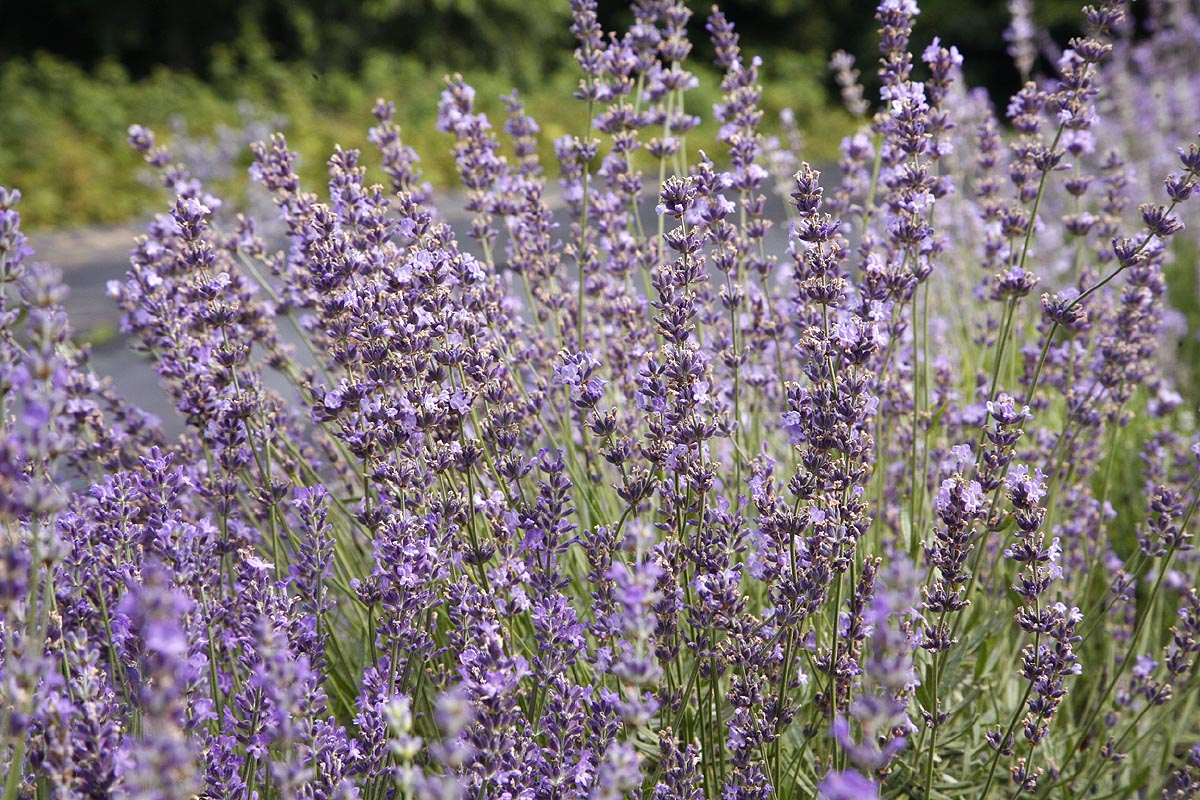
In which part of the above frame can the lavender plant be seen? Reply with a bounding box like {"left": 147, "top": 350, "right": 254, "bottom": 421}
{"left": 3, "top": 0, "right": 1200, "bottom": 797}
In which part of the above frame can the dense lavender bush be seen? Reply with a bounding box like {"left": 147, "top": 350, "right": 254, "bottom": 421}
{"left": 4, "top": 0, "right": 1200, "bottom": 797}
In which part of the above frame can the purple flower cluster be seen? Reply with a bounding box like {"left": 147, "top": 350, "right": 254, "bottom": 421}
{"left": 4, "top": 0, "right": 1200, "bottom": 797}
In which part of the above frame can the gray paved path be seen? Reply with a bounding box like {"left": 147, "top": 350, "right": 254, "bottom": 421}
{"left": 27, "top": 192, "right": 795, "bottom": 438}
{"left": 29, "top": 221, "right": 179, "bottom": 431}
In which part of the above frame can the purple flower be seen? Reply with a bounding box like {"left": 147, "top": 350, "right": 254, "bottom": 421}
{"left": 818, "top": 769, "right": 879, "bottom": 800}
{"left": 656, "top": 176, "right": 697, "bottom": 218}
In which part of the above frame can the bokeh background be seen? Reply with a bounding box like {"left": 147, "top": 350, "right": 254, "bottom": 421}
{"left": 0, "top": 0, "right": 1094, "bottom": 230}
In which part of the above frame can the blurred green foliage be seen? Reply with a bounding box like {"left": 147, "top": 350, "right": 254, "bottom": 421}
{"left": 0, "top": 0, "right": 1092, "bottom": 229}
{"left": 1165, "top": 238, "right": 1200, "bottom": 401}
{"left": 0, "top": 0, "right": 1090, "bottom": 85}
{"left": 0, "top": 38, "right": 848, "bottom": 229}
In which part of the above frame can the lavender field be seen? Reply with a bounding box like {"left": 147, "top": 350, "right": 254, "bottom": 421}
{"left": 3, "top": 0, "right": 1200, "bottom": 797}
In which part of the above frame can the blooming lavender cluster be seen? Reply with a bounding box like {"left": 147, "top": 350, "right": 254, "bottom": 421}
{"left": 4, "top": 0, "right": 1200, "bottom": 797}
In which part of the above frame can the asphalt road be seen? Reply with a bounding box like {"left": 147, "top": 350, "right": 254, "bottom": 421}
{"left": 27, "top": 191, "right": 795, "bottom": 438}
{"left": 28, "top": 221, "right": 183, "bottom": 431}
